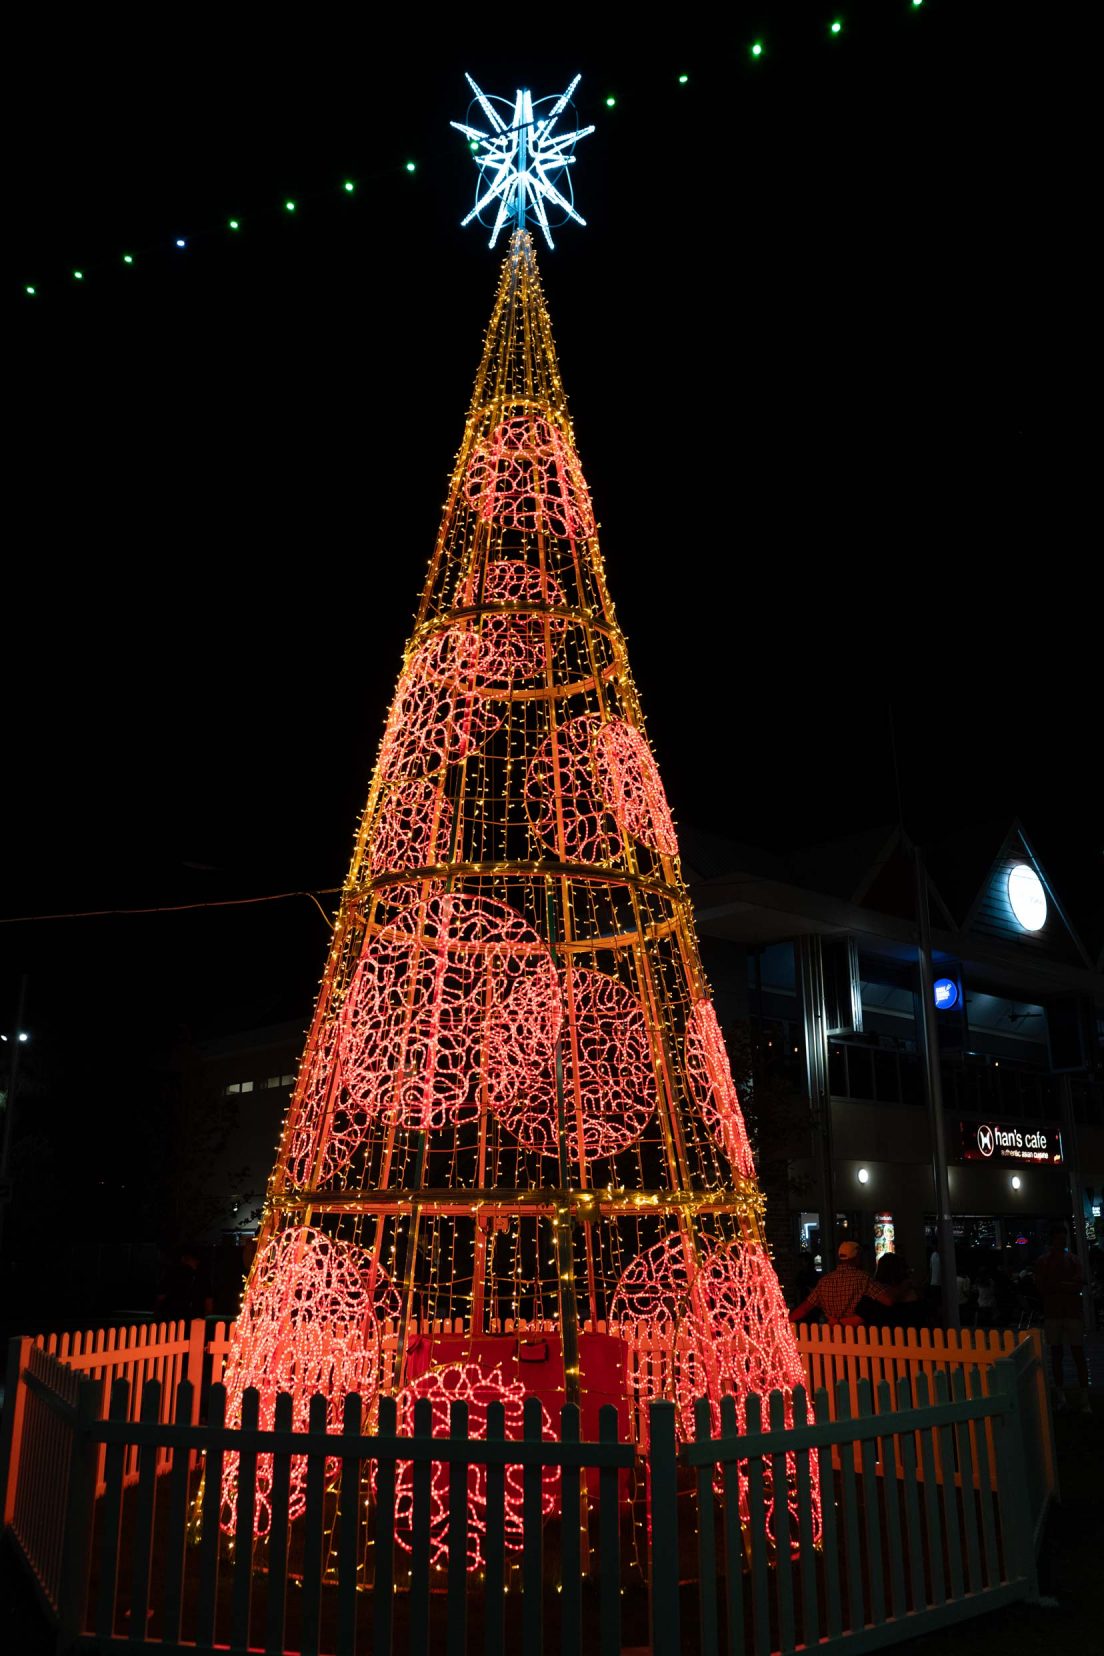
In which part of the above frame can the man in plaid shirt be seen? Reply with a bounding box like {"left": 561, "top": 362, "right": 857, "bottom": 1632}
{"left": 789, "top": 1240, "right": 894, "bottom": 1325}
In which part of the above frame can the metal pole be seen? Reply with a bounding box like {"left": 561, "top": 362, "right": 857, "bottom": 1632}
{"left": 913, "top": 848, "right": 959, "bottom": 1330}
{"left": 0, "top": 976, "right": 28, "bottom": 1257}
{"left": 1058, "top": 1072, "right": 1096, "bottom": 1333}
{"left": 796, "top": 936, "right": 835, "bottom": 1273}
{"left": 516, "top": 94, "right": 528, "bottom": 234}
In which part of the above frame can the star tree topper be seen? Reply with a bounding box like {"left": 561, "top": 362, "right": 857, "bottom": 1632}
{"left": 451, "top": 73, "right": 594, "bottom": 249}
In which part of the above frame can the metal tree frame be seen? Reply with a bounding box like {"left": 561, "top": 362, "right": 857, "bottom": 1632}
{"left": 219, "top": 230, "right": 811, "bottom": 1548}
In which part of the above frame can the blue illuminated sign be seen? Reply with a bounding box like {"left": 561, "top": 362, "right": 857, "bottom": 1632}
{"left": 933, "top": 978, "right": 959, "bottom": 1011}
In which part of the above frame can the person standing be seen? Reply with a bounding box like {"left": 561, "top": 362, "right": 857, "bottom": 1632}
{"left": 1035, "top": 1224, "right": 1091, "bottom": 1418}
{"left": 974, "top": 1268, "right": 997, "bottom": 1328}
{"left": 789, "top": 1240, "right": 893, "bottom": 1326}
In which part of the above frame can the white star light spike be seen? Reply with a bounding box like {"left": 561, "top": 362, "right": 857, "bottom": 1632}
{"left": 451, "top": 73, "right": 595, "bottom": 249}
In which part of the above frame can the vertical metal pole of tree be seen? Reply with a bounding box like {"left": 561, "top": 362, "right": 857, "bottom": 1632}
{"left": 796, "top": 936, "right": 836, "bottom": 1272}
{"left": 913, "top": 848, "right": 959, "bottom": 1330}
{"left": 1058, "top": 1073, "right": 1096, "bottom": 1332}
{"left": 0, "top": 975, "right": 28, "bottom": 1257}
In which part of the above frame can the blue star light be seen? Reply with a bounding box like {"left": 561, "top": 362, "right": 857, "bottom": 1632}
{"left": 451, "top": 73, "right": 594, "bottom": 249}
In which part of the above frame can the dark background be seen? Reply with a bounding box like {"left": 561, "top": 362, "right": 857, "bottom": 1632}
{"left": 4, "top": 5, "right": 1096, "bottom": 1317}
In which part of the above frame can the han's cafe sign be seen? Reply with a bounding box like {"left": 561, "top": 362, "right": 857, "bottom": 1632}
{"left": 960, "top": 1120, "right": 1063, "bottom": 1166}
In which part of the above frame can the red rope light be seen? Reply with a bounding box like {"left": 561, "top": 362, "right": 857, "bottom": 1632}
{"left": 684, "top": 999, "right": 755, "bottom": 1178}
{"left": 488, "top": 964, "right": 655, "bottom": 1160}
{"left": 594, "top": 719, "right": 678, "bottom": 855}
{"left": 341, "top": 891, "right": 562, "bottom": 1133}
{"left": 460, "top": 558, "right": 566, "bottom": 686}
{"left": 524, "top": 712, "right": 616, "bottom": 863}
{"left": 219, "top": 1228, "right": 386, "bottom": 1536}
{"left": 378, "top": 627, "right": 501, "bottom": 785}
{"left": 464, "top": 414, "right": 594, "bottom": 540}
{"left": 389, "top": 1360, "right": 559, "bottom": 1571}
{"left": 370, "top": 777, "right": 454, "bottom": 880}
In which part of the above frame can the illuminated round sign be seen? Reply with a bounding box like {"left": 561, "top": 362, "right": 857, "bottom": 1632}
{"left": 976, "top": 1123, "right": 995, "bottom": 1158}
{"left": 1007, "top": 863, "right": 1046, "bottom": 932}
{"left": 933, "top": 978, "right": 958, "bottom": 1010}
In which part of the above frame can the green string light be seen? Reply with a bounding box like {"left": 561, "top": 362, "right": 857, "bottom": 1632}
{"left": 23, "top": 43, "right": 937, "bottom": 297}
{"left": 831, "top": 19, "right": 842, "bottom": 34}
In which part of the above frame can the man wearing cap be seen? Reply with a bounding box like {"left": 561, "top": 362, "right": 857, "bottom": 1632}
{"left": 788, "top": 1240, "right": 894, "bottom": 1326}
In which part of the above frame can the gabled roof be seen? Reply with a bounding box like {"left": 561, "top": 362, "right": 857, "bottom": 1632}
{"left": 954, "top": 821, "right": 1092, "bottom": 970}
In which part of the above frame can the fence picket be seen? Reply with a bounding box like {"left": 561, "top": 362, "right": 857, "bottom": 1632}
{"left": 127, "top": 1376, "right": 162, "bottom": 1643}
{"left": 791, "top": 1387, "right": 819, "bottom": 1651}
{"left": 522, "top": 1394, "right": 544, "bottom": 1656}
{"left": 970, "top": 1370, "right": 999, "bottom": 1588}
{"left": 743, "top": 1393, "right": 771, "bottom": 1656}
{"left": 834, "top": 1379, "right": 864, "bottom": 1632}
{"left": 648, "top": 1400, "right": 680, "bottom": 1656}
{"left": 230, "top": 1387, "right": 260, "bottom": 1653}
{"left": 768, "top": 1390, "right": 796, "bottom": 1653}
{"left": 195, "top": 1382, "right": 226, "bottom": 1648}
{"left": 265, "top": 1391, "right": 294, "bottom": 1656}
{"left": 716, "top": 1395, "right": 743, "bottom": 1656}
{"left": 914, "top": 1373, "right": 946, "bottom": 1607}
{"left": 875, "top": 1379, "right": 906, "bottom": 1621}
{"left": 598, "top": 1405, "right": 621, "bottom": 1656}
{"left": 370, "top": 1394, "right": 397, "bottom": 1656}
{"left": 559, "top": 1403, "right": 582, "bottom": 1656}
{"left": 894, "top": 1377, "right": 926, "bottom": 1612}
{"left": 410, "top": 1395, "right": 433, "bottom": 1656}
{"left": 855, "top": 1379, "right": 884, "bottom": 1629}
{"left": 483, "top": 1398, "right": 506, "bottom": 1656}
{"left": 337, "top": 1391, "right": 362, "bottom": 1656}
{"left": 950, "top": 1370, "right": 983, "bottom": 1595}
{"left": 300, "top": 1391, "right": 328, "bottom": 1656}
{"left": 694, "top": 1397, "right": 719, "bottom": 1656}
{"left": 160, "top": 1379, "right": 194, "bottom": 1645}
{"left": 95, "top": 1377, "right": 130, "bottom": 1639}
{"left": 928, "top": 1370, "right": 962, "bottom": 1603}
{"left": 446, "top": 1399, "right": 469, "bottom": 1656}
{"left": 991, "top": 1358, "right": 1039, "bottom": 1598}
{"left": 5, "top": 1317, "right": 1055, "bottom": 1656}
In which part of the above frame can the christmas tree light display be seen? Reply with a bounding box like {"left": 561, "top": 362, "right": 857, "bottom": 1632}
{"left": 217, "top": 76, "right": 818, "bottom": 1556}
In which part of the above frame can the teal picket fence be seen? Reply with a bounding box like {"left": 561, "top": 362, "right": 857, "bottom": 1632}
{"left": 1, "top": 1333, "right": 1047, "bottom": 1655}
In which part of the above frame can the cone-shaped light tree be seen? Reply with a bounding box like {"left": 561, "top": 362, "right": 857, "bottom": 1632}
{"left": 217, "top": 78, "right": 817, "bottom": 1553}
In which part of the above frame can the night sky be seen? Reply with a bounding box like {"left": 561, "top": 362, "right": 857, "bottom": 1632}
{"left": 6, "top": 5, "right": 1097, "bottom": 1075}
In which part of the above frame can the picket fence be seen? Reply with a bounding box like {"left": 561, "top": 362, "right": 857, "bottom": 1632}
{"left": 0, "top": 1320, "right": 1053, "bottom": 1656}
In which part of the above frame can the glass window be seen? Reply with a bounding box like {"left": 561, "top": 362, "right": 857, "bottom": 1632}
{"left": 901, "top": 1052, "right": 923, "bottom": 1106}
{"left": 240, "top": 1080, "right": 254, "bottom": 1094}
{"left": 847, "top": 1046, "right": 874, "bottom": 1101}
{"left": 828, "top": 1043, "right": 846, "bottom": 1097}
{"left": 874, "top": 1050, "right": 900, "bottom": 1104}
{"left": 225, "top": 1083, "right": 241, "bottom": 1095}
{"left": 282, "top": 1074, "right": 295, "bottom": 1086}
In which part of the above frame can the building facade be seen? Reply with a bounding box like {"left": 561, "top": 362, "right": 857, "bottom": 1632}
{"left": 687, "top": 821, "right": 1104, "bottom": 1308}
